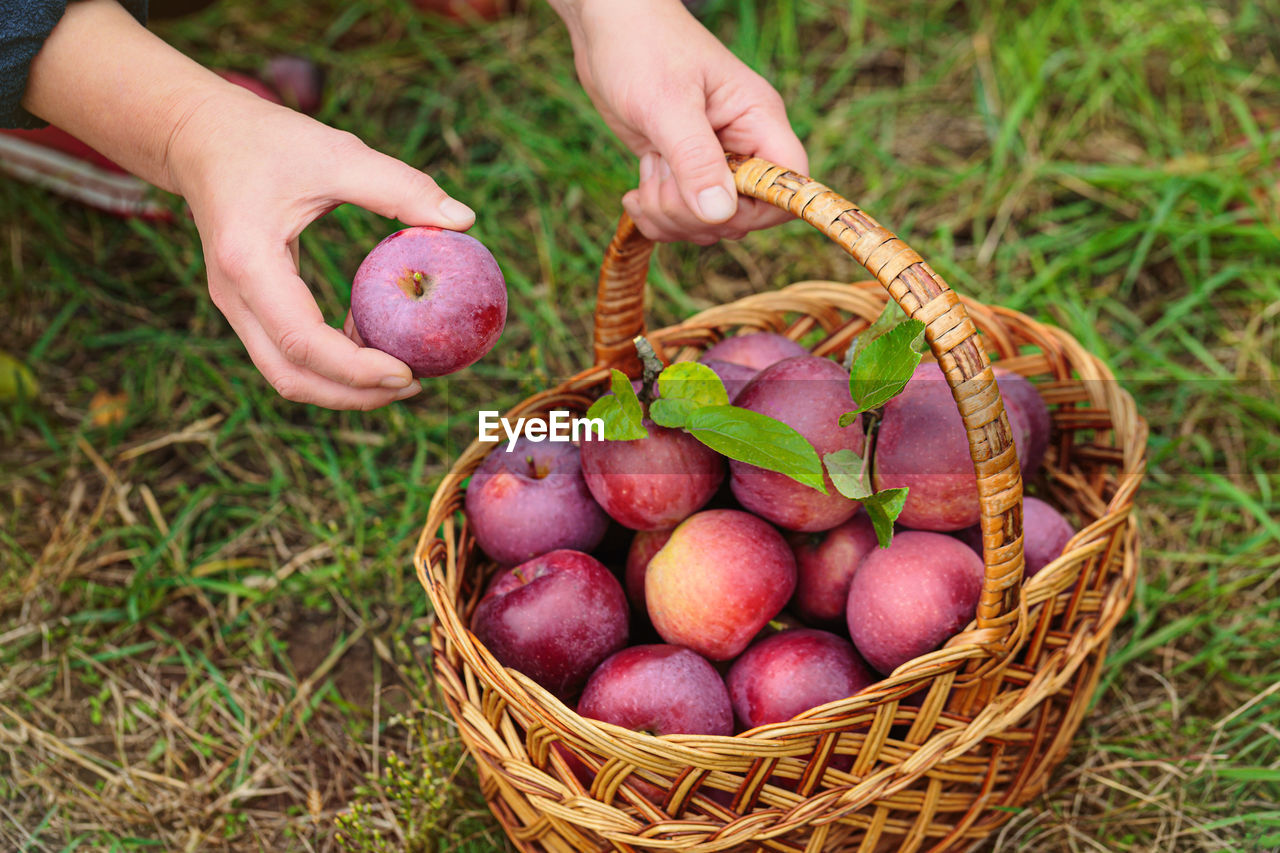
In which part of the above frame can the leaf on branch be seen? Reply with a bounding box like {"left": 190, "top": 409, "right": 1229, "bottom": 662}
{"left": 845, "top": 318, "right": 926, "bottom": 417}
{"left": 863, "top": 488, "right": 909, "bottom": 548}
{"left": 585, "top": 369, "right": 649, "bottom": 441}
{"left": 650, "top": 362, "right": 730, "bottom": 429}
{"left": 824, "top": 449, "right": 872, "bottom": 500}
{"left": 684, "top": 405, "right": 826, "bottom": 493}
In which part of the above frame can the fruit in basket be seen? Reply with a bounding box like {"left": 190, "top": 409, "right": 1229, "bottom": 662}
{"left": 700, "top": 358, "right": 757, "bottom": 402}
{"left": 471, "top": 549, "right": 628, "bottom": 700}
{"left": 1020, "top": 496, "right": 1074, "bottom": 576}
{"left": 729, "top": 356, "right": 865, "bottom": 532}
{"left": 700, "top": 331, "right": 809, "bottom": 371}
{"left": 350, "top": 226, "right": 506, "bottom": 377}
{"left": 846, "top": 531, "right": 984, "bottom": 674}
{"left": 872, "top": 363, "right": 976, "bottom": 530}
{"left": 995, "top": 368, "right": 1051, "bottom": 478}
{"left": 624, "top": 528, "right": 673, "bottom": 612}
{"left": 789, "top": 512, "right": 878, "bottom": 627}
{"left": 580, "top": 422, "right": 724, "bottom": 530}
{"left": 464, "top": 436, "right": 609, "bottom": 566}
{"left": 727, "top": 628, "right": 876, "bottom": 730}
{"left": 880, "top": 358, "right": 1049, "bottom": 525}
{"left": 957, "top": 496, "right": 1074, "bottom": 578}
{"left": 578, "top": 644, "right": 733, "bottom": 736}
{"left": 646, "top": 509, "right": 796, "bottom": 660}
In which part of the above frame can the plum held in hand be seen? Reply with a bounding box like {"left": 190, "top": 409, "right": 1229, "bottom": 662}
{"left": 578, "top": 644, "right": 733, "bottom": 737}
{"left": 465, "top": 436, "right": 609, "bottom": 566}
{"left": 727, "top": 628, "right": 876, "bottom": 731}
{"left": 350, "top": 226, "right": 507, "bottom": 377}
{"left": 471, "top": 549, "right": 628, "bottom": 701}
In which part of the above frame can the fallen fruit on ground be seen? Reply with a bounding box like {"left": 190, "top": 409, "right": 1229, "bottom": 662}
{"left": 351, "top": 226, "right": 507, "bottom": 377}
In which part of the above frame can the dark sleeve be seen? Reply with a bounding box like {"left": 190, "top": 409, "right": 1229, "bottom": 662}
{"left": 1, "top": 0, "right": 148, "bottom": 129}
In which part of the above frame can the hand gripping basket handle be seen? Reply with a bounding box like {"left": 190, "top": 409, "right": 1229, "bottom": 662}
{"left": 593, "top": 154, "right": 1028, "bottom": 680}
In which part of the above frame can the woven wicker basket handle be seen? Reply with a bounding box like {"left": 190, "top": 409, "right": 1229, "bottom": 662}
{"left": 593, "top": 154, "right": 1027, "bottom": 666}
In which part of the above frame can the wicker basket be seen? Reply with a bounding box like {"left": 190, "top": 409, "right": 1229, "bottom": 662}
{"left": 413, "top": 155, "right": 1148, "bottom": 853}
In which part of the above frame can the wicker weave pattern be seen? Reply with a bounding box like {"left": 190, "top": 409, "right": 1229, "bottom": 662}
{"left": 414, "top": 158, "right": 1147, "bottom": 853}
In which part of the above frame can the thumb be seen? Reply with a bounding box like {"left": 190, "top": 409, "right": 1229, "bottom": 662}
{"left": 645, "top": 110, "right": 738, "bottom": 224}
{"left": 330, "top": 142, "right": 476, "bottom": 230}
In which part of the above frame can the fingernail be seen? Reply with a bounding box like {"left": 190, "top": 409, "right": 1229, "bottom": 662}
{"left": 639, "top": 153, "right": 656, "bottom": 182}
{"left": 658, "top": 158, "right": 672, "bottom": 181}
{"left": 439, "top": 198, "right": 474, "bottom": 226}
{"left": 381, "top": 374, "right": 413, "bottom": 389}
{"left": 393, "top": 380, "right": 422, "bottom": 400}
{"left": 696, "top": 186, "right": 736, "bottom": 222}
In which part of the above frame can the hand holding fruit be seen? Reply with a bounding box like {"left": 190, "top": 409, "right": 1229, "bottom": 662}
{"left": 168, "top": 92, "right": 482, "bottom": 409}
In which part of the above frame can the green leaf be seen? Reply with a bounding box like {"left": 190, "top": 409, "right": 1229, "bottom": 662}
{"left": 584, "top": 369, "right": 649, "bottom": 441}
{"left": 863, "top": 488, "right": 909, "bottom": 548}
{"left": 846, "top": 301, "right": 909, "bottom": 368}
{"left": 648, "top": 398, "right": 689, "bottom": 429}
{"left": 650, "top": 362, "right": 730, "bottom": 428}
{"left": 845, "top": 318, "right": 927, "bottom": 416}
{"left": 658, "top": 362, "right": 729, "bottom": 407}
{"left": 684, "top": 405, "right": 826, "bottom": 493}
{"left": 824, "top": 449, "right": 872, "bottom": 500}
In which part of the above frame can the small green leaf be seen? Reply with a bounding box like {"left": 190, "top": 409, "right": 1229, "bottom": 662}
{"left": 649, "top": 397, "right": 691, "bottom": 429}
{"left": 824, "top": 449, "right": 872, "bottom": 500}
{"left": 863, "top": 488, "right": 909, "bottom": 548}
{"left": 846, "top": 318, "right": 927, "bottom": 416}
{"left": 649, "top": 362, "right": 730, "bottom": 428}
{"left": 684, "top": 405, "right": 826, "bottom": 493}
{"left": 846, "top": 302, "right": 909, "bottom": 368}
{"left": 658, "top": 362, "right": 729, "bottom": 407}
{"left": 585, "top": 369, "right": 649, "bottom": 440}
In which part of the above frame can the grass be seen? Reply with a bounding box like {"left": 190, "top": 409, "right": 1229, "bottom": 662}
{"left": 1, "top": 0, "right": 1278, "bottom": 850}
